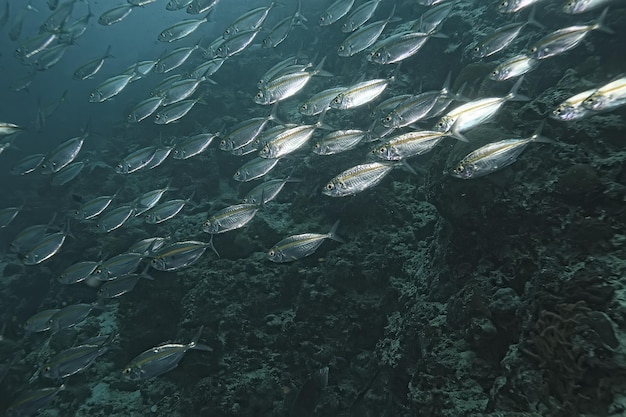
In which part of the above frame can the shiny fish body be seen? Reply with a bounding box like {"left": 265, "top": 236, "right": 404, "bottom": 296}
{"left": 151, "top": 74, "right": 183, "bottom": 97}
{"left": 98, "top": 274, "right": 148, "bottom": 299}
{"left": 233, "top": 157, "right": 281, "bottom": 182}
{"left": 215, "top": 29, "right": 260, "bottom": 58}
{"left": 41, "top": 342, "right": 112, "bottom": 379}
{"left": 99, "top": 4, "right": 135, "bottom": 26}
{"left": 243, "top": 178, "right": 297, "bottom": 205}
{"left": 369, "top": 31, "right": 431, "bottom": 64}
{"left": 74, "top": 194, "right": 117, "bottom": 221}
{"left": 144, "top": 199, "right": 188, "bottom": 224}
{"left": 12, "top": 154, "right": 45, "bottom": 175}
{"left": 24, "top": 309, "right": 60, "bottom": 333}
{"left": 203, "top": 204, "right": 260, "bottom": 234}
{"left": 371, "top": 94, "right": 414, "bottom": 119}
{"left": 161, "top": 78, "right": 205, "bottom": 106}
{"left": 128, "top": 97, "right": 163, "bottom": 123}
{"left": 92, "top": 253, "right": 143, "bottom": 280}
{"left": 95, "top": 204, "right": 135, "bottom": 233}
{"left": 158, "top": 12, "right": 210, "bottom": 42}
{"left": 167, "top": 0, "right": 193, "bottom": 11}
{"left": 313, "top": 129, "right": 368, "bottom": 155}
{"left": 372, "top": 130, "right": 446, "bottom": 161}
{"left": 231, "top": 140, "right": 261, "bottom": 156}
{"left": 323, "top": 162, "right": 395, "bottom": 197}
{"left": 259, "top": 123, "right": 320, "bottom": 159}
{"left": 41, "top": 135, "right": 85, "bottom": 174}
{"left": 58, "top": 261, "right": 100, "bottom": 285}
{"left": 563, "top": 0, "right": 612, "bottom": 13}
{"left": 74, "top": 46, "right": 113, "bottom": 80}
{"left": 123, "top": 327, "right": 207, "bottom": 380}
{"left": 224, "top": 3, "right": 275, "bottom": 38}
{"left": 23, "top": 231, "right": 66, "bottom": 265}
{"left": 154, "top": 45, "right": 200, "bottom": 74}
{"left": 33, "top": 43, "right": 72, "bottom": 71}
{"left": 320, "top": 0, "right": 355, "bottom": 26}
{"left": 381, "top": 91, "right": 441, "bottom": 128}
{"left": 172, "top": 132, "right": 216, "bottom": 159}
{"left": 150, "top": 241, "right": 210, "bottom": 271}
{"left": 472, "top": 21, "right": 527, "bottom": 58}
{"left": 489, "top": 54, "right": 539, "bottom": 81}
{"left": 48, "top": 303, "right": 97, "bottom": 333}
{"left": 582, "top": 77, "right": 626, "bottom": 112}
{"left": 220, "top": 113, "right": 276, "bottom": 152}
{"left": 416, "top": 1, "right": 454, "bottom": 33}
{"left": 129, "top": 237, "right": 169, "bottom": 256}
{"left": 342, "top": 0, "right": 381, "bottom": 32}
{"left": 338, "top": 15, "right": 392, "bottom": 57}
{"left": 551, "top": 89, "right": 596, "bottom": 121}
{"left": 258, "top": 56, "right": 301, "bottom": 88}
{"left": 7, "top": 385, "right": 65, "bottom": 417}
{"left": 189, "top": 57, "right": 225, "bottom": 79}
{"left": 129, "top": 0, "right": 158, "bottom": 5}
{"left": 0, "top": 122, "right": 24, "bottom": 136}
{"left": 262, "top": 16, "right": 295, "bottom": 49}
{"left": 125, "top": 60, "right": 157, "bottom": 83}
{"left": 300, "top": 87, "right": 346, "bottom": 116}
{"left": 145, "top": 147, "right": 174, "bottom": 170}
{"left": 41, "top": 1, "right": 74, "bottom": 32}
{"left": 154, "top": 97, "right": 202, "bottom": 124}
{"left": 134, "top": 185, "right": 173, "bottom": 215}
{"left": 255, "top": 70, "right": 314, "bottom": 105}
{"left": 0, "top": 206, "right": 21, "bottom": 228}
{"left": 89, "top": 74, "right": 133, "bottom": 102}
{"left": 268, "top": 222, "right": 343, "bottom": 262}
{"left": 116, "top": 147, "right": 157, "bottom": 174}
{"left": 498, "top": 0, "right": 544, "bottom": 13}
{"left": 51, "top": 161, "right": 85, "bottom": 186}
{"left": 188, "top": 0, "right": 220, "bottom": 14}
{"left": 331, "top": 77, "right": 392, "bottom": 110}
{"left": 450, "top": 135, "right": 543, "bottom": 179}
{"left": 11, "top": 224, "right": 50, "bottom": 254}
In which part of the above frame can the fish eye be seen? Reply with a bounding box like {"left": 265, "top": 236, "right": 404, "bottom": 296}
{"left": 455, "top": 165, "right": 465, "bottom": 173}
{"left": 555, "top": 108, "right": 562, "bottom": 114}
{"left": 530, "top": 47, "right": 537, "bottom": 53}
{"left": 234, "top": 170, "right": 241, "bottom": 176}
{"left": 326, "top": 183, "right": 334, "bottom": 190}
{"left": 332, "top": 97, "right": 340, "bottom": 104}
{"left": 268, "top": 249, "right": 275, "bottom": 256}
{"left": 44, "top": 366, "right": 51, "bottom": 372}
{"left": 374, "top": 52, "right": 381, "bottom": 58}
{"left": 338, "top": 45, "right": 344, "bottom": 51}
{"left": 473, "top": 46, "right": 480, "bottom": 52}
{"left": 89, "top": 92, "right": 95, "bottom": 98}
{"left": 313, "top": 143, "right": 320, "bottom": 149}
{"left": 378, "top": 147, "right": 387, "bottom": 154}
{"left": 256, "top": 92, "right": 263, "bottom": 99}
{"left": 300, "top": 104, "right": 308, "bottom": 111}
{"left": 123, "top": 368, "right": 131, "bottom": 374}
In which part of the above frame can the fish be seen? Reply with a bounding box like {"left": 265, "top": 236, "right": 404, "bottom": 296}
{"left": 98, "top": 273, "right": 152, "bottom": 299}
{"left": 127, "top": 96, "right": 164, "bottom": 123}
{"left": 58, "top": 260, "right": 100, "bottom": 285}
{"left": 115, "top": 146, "right": 157, "bottom": 174}
{"left": 123, "top": 327, "right": 210, "bottom": 380}
{"left": 10, "top": 3, "right": 38, "bottom": 41}
{"left": 89, "top": 73, "right": 134, "bottom": 102}
{"left": 133, "top": 182, "right": 176, "bottom": 215}
{"left": 154, "top": 43, "right": 200, "bottom": 73}
{"left": 203, "top": 203, "right": 260, "bottom": 234}
{"left": 125, "top": 60, "right": 157, "bottom": 82}
{"left": 489, "top": 54, "right": 540, "bottom": 81}
{"left": 92, "top": 253, "right": 144, "bottom": 281}
{"left": 11, "top": 217, "right": 57, "bottom": 254}
{"left": 154, "top": 96, "right": 204, "bottom": 124}
{"left": 129, "top": 0, "right": 158, "bottom": 5}
{"left": 189, "top": 57, "right": 225, "bottom": 79}
{"left": 144, "top": 195, "right": 194, "bottom": 224}
{"left": 40, "top": 336, "right": 114, "bottom": 379}
{"left": 259, "top": 111, "right": 328, "bottom": 159}
{"left": 167, "top": 0, "right": 193, "bottom": 11}
{"left": 562, "top": 0, "right": 613, "bottom": 13}
{"left": 582, "top": 76, "right": 626, "bottom": 112}
{"left": 233, "top": 157, "right": 281, "bottom": 182}
{"left": 262, "top": 6, "right": 306, "bottom": 49}
{"left": 24, "top": 309, "right": 60, "bottom": 333}
{"left": 243, "top": 177, "right": 300, "bottom": 205}
{"left": 415, "top": 1, "right": 454, "bottom": 34}
{"left": 150, "top": 241, "right": 211, "bottom": 271}
{"left": 528, "top": 8, "right": 613, "bottom": 59}
{"left": 372, "top": 130, "right": 447, "bottom": 161}
{"left": 0, "top": 205, "right": 22, "bottom": 229}
{"left": 323, "top": 162, "right": 397, "bottom": 197}
{"left": 73, "top": 192, "right": 118, "bottom": 221}
{"left": 12, "top": 154, "right": 45, "bottom": 176}
{"left": 40, "top": 133, "right": 86, "bottom": 174}
{"left": 214, "top": 29, "right": 260, "bottom": 58}
{"left": 160, "top": 77, "right": 206, "bottom": 106}
{"left": 95, "top": 204, "right": 136, "bottom": 233}
{"left": 6, "top": 385, "right": 65, "bottom": 417}
{"left": 498, "top": 0, "right": 545, "bottom": 13}
{"left": 341, "top": 0, "right": 382, "bottom": 32}
{"left": 74, "top": 45, "right": 114, "bottom": 80}
{"left": 220, "top": 107, "right": 280, "bottom": 151}
{"left": 551, "top": 88, "right": 596, "bottom": 121}
{"left": 98, "top": 4, "right": 137, "bottom": 26}
{"left": 312, "top": 129, "right": 370, "bottom": 155}
{"left": 450, "top": 122, "right": 553, "bottom": 179}
{"left": 23, "top": 230, "right": 68, "bottom": 265}
{"left": 472, "top": 10, "right": 541, "bottom": 58}
{"left": 330, "top": 77, "right": 393, "bottom": 110}
{"left": 223, "top": 2, "right": 276, "bottom": 38}
{"left": 337, "top": 5, "right": 396, "bottom": 57}
{"left": 368, "top": 31, "right": 433, "bottom": 64}
{"left": 158, "top": 11, "right": 211, "bottom": 42}
{"left": 258, "top": 55, "right": 303, "bottom": 89}
{"left": 15, "top": 32, "right": 58, "bottom": 62}
{"left": 320, "top": 0, "right": 355, "bottom": 26}
{"left": 48, "top": 303, "right": 103, "bottom": 333}
{"left": 145, "top": 146, "right": 174, "bottom": 169}
{"left": 187, "top": 0, "right": 220, "bottom": 14}
{"left": 434, "top": 77, "right": 527, "bottom": 142}
{"left": 268, "top": 221, "right": 344, "bottom": 262}
{"left": 51, "top": 160, "right": 85, "bottom": 186}
{"left": 128, "top": 237, "right": 169, "bottom": 257}
{"left": 58, "top": 3, "right": 94, "bottom": 43}
{"left": 33, "top": 43, "right": 72, "bottom": 71}
{"left": 299, "top": 87, "right": 346, "bottom": 116}
{"left": 0, "top": 122, "right": 24, "bottom": 137}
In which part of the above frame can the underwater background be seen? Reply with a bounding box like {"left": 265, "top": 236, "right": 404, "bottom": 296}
{"left": 0, "top": 0, "right": 626, "bottom": 416}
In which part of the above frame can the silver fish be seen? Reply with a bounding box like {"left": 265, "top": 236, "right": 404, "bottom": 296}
{"left": 268, "top": 221, "right": 344, "bottom": 262}
{"left": 167, "top": 0, "right": 193, "bottom": 11}
{"left": 369, "top": 31, "right": 432, "bottom": 64}
{"left": 15, "top": 32, "right": 57, "bottom": 62}
{"left": 145, "top": 146, "right": 174, "bottom": 169}
{"left": 48, "top": 303, "right": 101, "bottom": 333}
{"left": 220, "top": 107, "right": 279, "bottom": 151}
{"left": 233, "top": 156, "right": 281, "bottom": 182}
{"left": 381, "top": 77, "right": 449, "bottom": 128}
{"left": 12, "top": 154, "right": 45, "bottom": 175}
{"left": 472, "top": 11, "right": 539, "bottom": 58}
{"left": 243, "top": 177, "right": 299, "bottom": 205}
{"left": 125, "top": 60, "right": 156, "bottom": 82}
{"left": 187, "top": 0, "right": 220, "bottom": 14}
{"left": 372, "top": 130, "right": 446, "bottom": 161}
{"left": 23, "top": 231, "right": 67, "bottom": 265}
{"left": 337, "top": 5, "right": 395, "bottom": 57}
{"left": 150, "top": 242, "right": 211, "bottom": 271}
{"left": 172, "top": 132, "right": 216, "bottom": 159}
{"left": 498, "top": 0, "right": 545, "bottom": 13}
{"left": 259, "top": 114, "right": 327, "bottom": 159}
{"left": 134, "top": 183, "right": 175, "bottom": 215}
{"left": 24, "top": 309, "right": 60, "bottom": 333}
{"left": 214, "top": 29, "right": 260, "bottom": 58}
{"left": 415, "top": 1, "right": 454, "bottom": 33}
{"left": 58, "top": 4, "right": 94, "bottom": 43}
{"left": 58, "top": 261, "right": 100, "bottom": 285}
{"left": 154, "top": 44, "right": 200, "bottom": 74}
{"left": 115, "top": 147, "right": 157, "bottom": 174}
{"left": 95, "top": 204, "right": 135, "bottom": 233}
{"left": 450, "top": 126, "right": 552, "bottom": 179}
{"left": 89, "top": 73, "right": 134, "bottom": 102}
{"left": 313, "top": 129, "right": 369, "bottom": 155}
{"left": 161, "top": 77, "right": 205, "bottom": 106}
{"left": 489, "top": 54, "right": 540, "bottom": 81}
{"left": 231, "top": 140, "right": 261, "bottom": 156}
{"left": 341, "top": 0, "right": 381, "bottom": 32}
{"left": 320, "top": 0, "right": 355, "bottom": 26}
{"left": 154, "top": 96, "right": 203, "bottom": 124}
{"left": 129, "top": 0, "right": 158, "bottom": 5}
{"left": 203, "top": 203, "right": 260, "bottom": 234}
{"left": 254, "top": 58, "right": 329, "bottom": 105}
{"left": 189, "top": 57, "right": 225, "bottom": 79}
{"left": 40, "top": 133, "right": 86, "bottom": 174}
{"left": 257, "top": 55, "right": 301, "bottom": 88}
{"left": 123, "top": 327, "right": 209, "bottom": 380}
{"left": 33, "top": 43, "right": 72, "bottom": 71}
{"left": 51, "top": 160, "right": 85, "bottom": 186}
{"left": 0, "top": 122, "right": 25, "bottom": 137}
{"left": 224, "top": 2, "right": 275, "bottom": 38}
{"left": 300, "top": 87, "right": 346, "bottom": 116}
{"left": 144, "top": 197, "right": 192, "bottom": 224}
{"left": 551, "top": 88, "right": 596, "bottom": 121}
{"left": 74, "top": 45, "right": 114, "bottom": 80}
{"left": 127, "top": 96, "right": 163, "bottom": 123}
{"left": 41, "top": 1, "right": 73, "bottom": 32}
{"left": 563, "top": 0, "right": 613, "bottom": 13}
{"left": 11, "top": 221, "right": 55, "bottom": 254}
{"left": 98, "top": 273, "right": 151, "bottom": 299}
{"left": 92, "top": 253, "right": 143, "bottom": 280}
{"left": 323, "top": 162, "right": 396, "bottom": 197}
{"left": 73, "top": 193, "right": 118, "bottom": 221}
{"left": 330, "top": 77, "right": 393, "bottom": 110}
{"left": 158, "top": 12, "right": 211, "bottom": 42}
{"left": 41, "top": 339, "right": 113, "bottom": 380}
{"left": 0, "top": 205, "right": 21, "bottom": 229}
{"left": 128, "top": 237, "right": 169, "bottom": 256}
{"left": 7, "top": 385, "right": 65, "bottom": 417}
{"left": 528, "top": 9, "right": 612, "bottom": 59}
{"left": 582, "top": 77, "right": 626, "bottom": 112}
{"left": 98, "top": 4, "right": 136, "bottom": 26}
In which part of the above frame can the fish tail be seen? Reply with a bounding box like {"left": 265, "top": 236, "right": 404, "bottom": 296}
{"left": 327, "top": 220, "right": 345, "bottom": 243}
{"left": 593, "top": 7, "right": 614, "bottom": 34}
{"left": 526, "top": 6, "right": 544, "bottom": 30}
{"left": 507, "top": 76, "right": 530, "bottom": 102}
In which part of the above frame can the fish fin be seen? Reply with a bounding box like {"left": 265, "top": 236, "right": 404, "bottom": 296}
{"left": 193, "top": 343, "right": 213, "bottom": 352}
{"left": 188, "top": 325, "right": 204, "bottom": 348}
{"left": 525, "top": 6, "right": 544, "bottom": 29}
{"left": 507, "top": 76, "right": 529, "bottom": 101}
{"left": 327, "top": 220, "right": 345, "bottom": 243}
{"left": 449, "top": 122, "right": 469, "bottom": 142}
{"left": 593, "top": 7, "right": 614, "bottom": 35}
{"left": 208, "top": 234, "right": 220, "bottom": 258}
